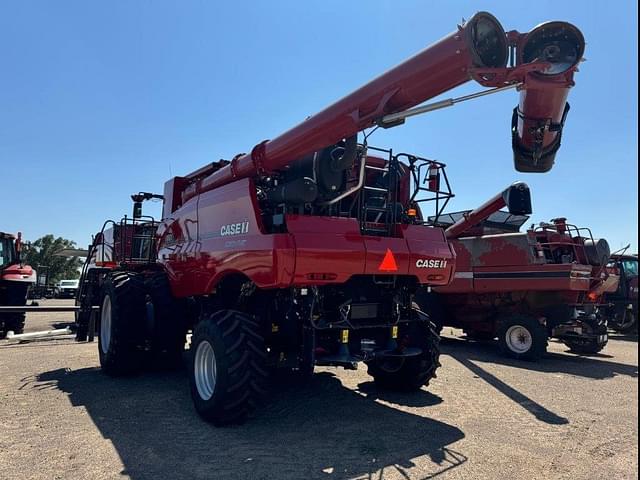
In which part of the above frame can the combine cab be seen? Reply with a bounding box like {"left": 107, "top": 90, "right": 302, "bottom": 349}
{"left": 603, "top": 253, "right": 638, "bottom": 333}
{"left": 75, "top": 12, "right": 586, "bottom": 424}
{"left": 0, "top": 232, "right": 36, "bottom": 338}
{"left": 421, "top": 184, "right": 617, "bottom": 360}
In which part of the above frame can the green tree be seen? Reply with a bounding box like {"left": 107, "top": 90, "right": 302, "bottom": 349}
{"left": 23, "top": 235, "right": 84, "bottom": 284}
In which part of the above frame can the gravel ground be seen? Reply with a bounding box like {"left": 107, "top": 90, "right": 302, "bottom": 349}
{"left": 1, "top": 299, "right": 637, "bottom": 480}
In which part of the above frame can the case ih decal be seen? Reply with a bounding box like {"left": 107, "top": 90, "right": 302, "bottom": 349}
{"left": 220, "top": 221, "right": 250, "bottom": 237}
{"left": 416, "top": 259, "right": 448, "bottom": 269}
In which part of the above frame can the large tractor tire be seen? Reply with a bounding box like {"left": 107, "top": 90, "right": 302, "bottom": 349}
{"left": 98, "top": 271, "right": 147, "bottom": 376}
{"left": 189, "top": 309, "right": 268, "bottom": 426}
{"left": 413, "top": 290, "right": 444, "bottom": 334}
{"left": 366, "top": 320, "right": 441, "bottom": 391}
{"left": 0, "top": 313, "right": 26, "bottom": 338}
{"left": 145, "top": 272, "right": 187, "bottom": 369}
{"left": 563, "top": 315, "right": 608, "bottom": 354}
{"left": 497, "top": 315, "right": 548, "bottom": 361}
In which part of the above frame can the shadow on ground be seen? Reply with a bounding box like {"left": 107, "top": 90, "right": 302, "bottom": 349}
{"left": 438, "top": 336, "right": 637, "bottom": 426}
{"left": 356, "top": 381, "right": 444, "bottom": 408}
{"left": 35, "top": 368, "right": 466, "bottom": 480}
{"left": 441, "top": 336, "right": 638, "bottom": 380}
{"left": 607, "top": 331, "right": 639, "bottom": 343}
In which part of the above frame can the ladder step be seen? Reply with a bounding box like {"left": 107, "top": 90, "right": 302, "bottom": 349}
{"left": 364, "top": 207, "right": 388, "bottom": 213}
{"left": 363, "top": 226, "right": 389, "bottom": 233}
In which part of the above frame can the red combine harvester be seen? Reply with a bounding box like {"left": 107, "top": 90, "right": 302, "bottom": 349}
{"left": 0, "top": 232, "right": 36, "bottom": 338}
{"left": 75, "top": 12, "right": 586, "bottom": 424}
{"left": 423, "top": 184, "right": 617, "bottom": 360}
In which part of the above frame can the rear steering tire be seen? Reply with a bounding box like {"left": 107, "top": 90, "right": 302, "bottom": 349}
{"left": 189, "top": 309, "right": 268, "bottom": 426}
{"left": 366, "top": 320, "right": 441, "bottom": 391}
{"left": 497, "top": 315, "right": 547, "bottom": 361}
{"left": 563, "top": 315, "right": 608, "bottom": 354}
{"left": 610, "top": 309, "right": 638, "bottom": 334}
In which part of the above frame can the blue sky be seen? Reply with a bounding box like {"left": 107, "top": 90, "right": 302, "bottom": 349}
{"left": 1, "top": 1, "right": 637, "bottom": 252}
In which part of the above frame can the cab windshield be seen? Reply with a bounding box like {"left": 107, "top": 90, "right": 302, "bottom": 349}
{"left": 622, "top": 259, "right": 638, "bottom": 278}
{"left": 0, "top": 238, "right": 16, "bottom": 268}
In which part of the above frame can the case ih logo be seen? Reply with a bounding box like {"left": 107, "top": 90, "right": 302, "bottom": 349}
{"left": 416, "top": 258, "right": 448, "bottom": 269}
{"left": 220, "top": 221, "right": 249, "bottom": 237}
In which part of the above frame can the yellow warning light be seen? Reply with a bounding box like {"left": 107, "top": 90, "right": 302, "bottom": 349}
{"left": 391, "top": 326, "right": 398, "bottom": 339}
{"left": 341, "top": 330, "right": 349, "bottom": 344}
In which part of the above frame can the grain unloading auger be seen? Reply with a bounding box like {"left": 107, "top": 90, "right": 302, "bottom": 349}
{"left": 179, "top": 11, "right": 584, "bottom": 201}
{"left": 75, "top": 12, "right": 585, "bottom": 425}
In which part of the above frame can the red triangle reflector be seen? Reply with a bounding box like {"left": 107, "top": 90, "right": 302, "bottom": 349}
{"left": 378, "top": 248, "right": 398, "bottom": 272}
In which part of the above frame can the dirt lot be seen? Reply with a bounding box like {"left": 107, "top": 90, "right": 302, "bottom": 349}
{"left": 1, "top": 299, "right": 637, "bottom": 480}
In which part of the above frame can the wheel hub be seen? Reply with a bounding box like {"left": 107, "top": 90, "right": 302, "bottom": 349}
{"left": 505, "top": 325, "right": 533, "bottom": 354}
{"left": 100, "top": 295, "right": 112, "bottom": 354}
{"left": 194, "top": 340, "right": 217, "bottom": 401}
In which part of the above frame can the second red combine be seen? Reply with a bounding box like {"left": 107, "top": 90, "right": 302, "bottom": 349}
{"left": 421, "top": 184, "right": 617, "bottom": 360}
{"left": 74, "top": 12, "right": 586, "bottom": 425}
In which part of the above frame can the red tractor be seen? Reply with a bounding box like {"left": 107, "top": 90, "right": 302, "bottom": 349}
{"left": 603, "top": 252, "right": 638, "bottom": 333}
{"left": 0, "top": 232, "right": 36, "bottom": 338}
{"left": 421, "top": 184, "right": 617, "bottom": 360}
{"left": 75, "top": 12, "right": 586, "bottom": 424}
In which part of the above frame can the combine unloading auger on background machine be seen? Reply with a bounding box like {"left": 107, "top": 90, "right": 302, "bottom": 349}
{"left": 73, "top": 12, "right": 587, "bottom": 425}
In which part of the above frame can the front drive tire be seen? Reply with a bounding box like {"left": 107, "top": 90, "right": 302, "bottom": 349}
{"left": 497, "top": 315, "right": 547, "bottom": 361}
{"left": 145, "top": 272, "right": 187, "bottom": 369}
{"left": 366, "top": 320, "right": 441, "bottom": 391}
{"left": 0, "top": 313, "right": 26, "bottom": 338}
{"left": 98, "top": 272, "right": 147, "bottom": 376}
{"left": 189, "top": 310, "right": 268, "bottom": 426}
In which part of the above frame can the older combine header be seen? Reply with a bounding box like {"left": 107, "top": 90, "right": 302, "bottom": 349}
{"left": 75, "top": 12, "right": 585, "bottom": 424}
